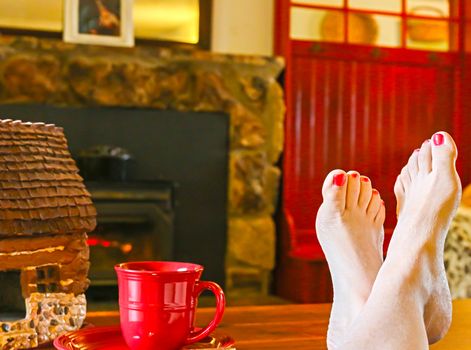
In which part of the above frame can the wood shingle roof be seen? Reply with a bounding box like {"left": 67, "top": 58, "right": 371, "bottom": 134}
{"left": 0, "top": 119, "right": 96, "bottom": 236}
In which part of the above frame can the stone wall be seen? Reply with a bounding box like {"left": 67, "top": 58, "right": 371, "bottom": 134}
{"left": 0, "top": 36, "right": 285, "bottom": 295}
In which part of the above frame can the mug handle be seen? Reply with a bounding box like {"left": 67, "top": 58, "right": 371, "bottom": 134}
{"left": 185, "top": 280, "right": 226, "bottom": 344}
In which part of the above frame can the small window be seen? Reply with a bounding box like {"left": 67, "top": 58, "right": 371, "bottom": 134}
{"left": 407, "top": 1, "right": 450, "bottom": 18}
{"left": 289, "top": 0, "right": 457, "bottom": 52}
{"left": 291, "top": 7, "right": 344, "bottom": 42}
{"left": 293, "top": 0, "right": 343, "bottom": 7}
{"left": 350, "top": 0, "right": 402, "bottom": 14}
{"left": 36, "top": 265, "right": 60, "bottom": 294}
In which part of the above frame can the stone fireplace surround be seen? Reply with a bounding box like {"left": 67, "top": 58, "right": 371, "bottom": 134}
{"left": 0, "top": 36, "right": 285, "bottom": 296}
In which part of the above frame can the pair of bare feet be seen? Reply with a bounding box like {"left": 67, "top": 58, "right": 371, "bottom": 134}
{"left": 316, "top": 132, "right": 462, "bottom": 349}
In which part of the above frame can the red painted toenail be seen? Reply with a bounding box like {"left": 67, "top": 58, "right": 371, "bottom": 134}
{"left": 372, "top": 189, "right": 379, "bottom": 195}
{"left": 433, "top": 133, "right": 444, "bottom": 146}
{"left": 381, "top": 200, "right": 385, "bottom": 206}
{"left": 351, "top": 173, "right": 359, "bottom": 178}
{"left": 333, "top": 173, "right": 346, "bottom": 186}
{"left": 360, "top": 176, "right": 369, "bottom": 182}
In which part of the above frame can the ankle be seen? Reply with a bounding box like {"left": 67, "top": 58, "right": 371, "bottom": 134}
{"left": 380, "top": 251, "right": 433, "bottom": 299}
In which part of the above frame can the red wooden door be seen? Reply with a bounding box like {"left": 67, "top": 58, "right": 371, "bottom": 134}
{"left": 275, "top": 0, "right": 471, "bottom": 302}
{"left": 285, "top": 46, "right": 457, "bottom": 256}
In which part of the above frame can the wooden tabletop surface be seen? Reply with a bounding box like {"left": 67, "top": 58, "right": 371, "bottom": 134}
{"left": 47, "top": 299, "right": 471, "bottom": 349}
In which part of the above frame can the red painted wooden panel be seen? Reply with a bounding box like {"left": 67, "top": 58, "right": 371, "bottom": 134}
{"left": 283, "top": 54, "right": 455, "bottom": 257}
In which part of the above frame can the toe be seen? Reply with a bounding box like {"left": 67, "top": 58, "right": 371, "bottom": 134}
{"left": 394, "top": 174, "right": 405, "bottom": 200}
{"left": 394, "top": 175, "right": 406, "bottom": 216}
{"left": 407, "top": 149, "right": 420, "bottom": 180}
{"left": 367, "top": 188, "right": 381, "bottom": 218}
{"left": 431, "top": 131, "right": 458, "bottom": 172}
{"left": 400, "top": 166, "right": 411, "bottom": 191}
{"left": 346, "top": 171, "right": 361, "bottom": 209}
{"left": 322, "top": 169, "right": 348, "bottom": 210}
{"left": 374, "top": 200, "right": 386, "bottom": 225}
{"left": 358, "top": 175, "right": 373, "bottom": 209}
{"left": 418, "top": 139, "right": 432, "bottom": 174}
{"left": 375, "top": 201, "right": 386, "bottom": 255}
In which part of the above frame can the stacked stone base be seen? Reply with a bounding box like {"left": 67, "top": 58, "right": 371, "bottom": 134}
{"left": 0, "top": 293, "right": 86, "bottom": 350}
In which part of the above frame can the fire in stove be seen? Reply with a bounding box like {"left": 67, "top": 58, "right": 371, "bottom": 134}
{"left": 87, "top": 237, "right": 133, "bottom": 255}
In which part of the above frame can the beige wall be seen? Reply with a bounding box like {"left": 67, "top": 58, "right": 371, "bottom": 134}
{"left": 211, "top": 0, "right": 274, "bottom": 56}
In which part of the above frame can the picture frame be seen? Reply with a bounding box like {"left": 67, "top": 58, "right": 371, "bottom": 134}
{"left": 63, "top": 0, "right": 134, "bottom": 47}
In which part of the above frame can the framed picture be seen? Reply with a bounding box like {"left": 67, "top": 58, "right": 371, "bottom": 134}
{"left": 63, "top": 0, "right": 134, "bottom": 47}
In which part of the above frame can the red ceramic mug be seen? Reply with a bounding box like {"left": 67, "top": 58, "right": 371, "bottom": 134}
{"left": 115, "top": 261, "right": 225, "bottom": 350}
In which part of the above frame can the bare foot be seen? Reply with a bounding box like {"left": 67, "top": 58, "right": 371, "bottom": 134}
{"left": 316, "top": 170, "right": 385, "bottom": 350}
{"left": 338, "top": 132, "right": 460, "bottom": 350}
{"left": 392, "top": 131, "right": 461, "bottom": 344}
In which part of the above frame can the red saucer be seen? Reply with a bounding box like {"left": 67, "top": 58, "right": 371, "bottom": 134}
{"left": 53, "top": 326, "right": 235, "bottom": 350}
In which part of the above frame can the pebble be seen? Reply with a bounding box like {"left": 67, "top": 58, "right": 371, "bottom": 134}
{"left": 38, "top": 334, "right": 48, "bottom": 343}
{"left": 54, "top": 306, "right": 63, "bottom": 315}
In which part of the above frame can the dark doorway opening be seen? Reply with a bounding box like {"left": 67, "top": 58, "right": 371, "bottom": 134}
{"left": 0, "top": 270, "right": 26, "bottom": 321}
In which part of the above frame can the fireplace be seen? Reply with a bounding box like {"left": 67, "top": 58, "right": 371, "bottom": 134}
{"left": 0, "top": 36, "right": 285, "bottom": 297}
{"left": 0, "top": 104, "right": 229, "bottom": 292}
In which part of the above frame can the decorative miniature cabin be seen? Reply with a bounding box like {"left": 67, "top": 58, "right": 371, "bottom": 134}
{"left": 0, "top": 119, "right": 96, "bottom": 349}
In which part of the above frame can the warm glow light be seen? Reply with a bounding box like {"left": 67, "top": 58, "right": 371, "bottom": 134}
{"left": 87, "top": 237, "right": 133, "bottom": 254}
{"left": 0, "top": 0, "right": 199, "bottom": 44}
{"left": 121, "top": 243, "right": 133, "bottom": 254}
{"left": 134, "top": 0, "right": 199, "bottom": 43}
{"left": 0, "top": 0, "right": 62, "bottom": 31}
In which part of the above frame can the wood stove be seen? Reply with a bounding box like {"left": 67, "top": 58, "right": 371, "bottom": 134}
{"left": 85, "top": 181, "right": 174, "bottom": 286}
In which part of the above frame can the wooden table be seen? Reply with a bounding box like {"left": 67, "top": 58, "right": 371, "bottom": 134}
{"left": 48, "top": 299, "right": 471, "bottom": 349}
